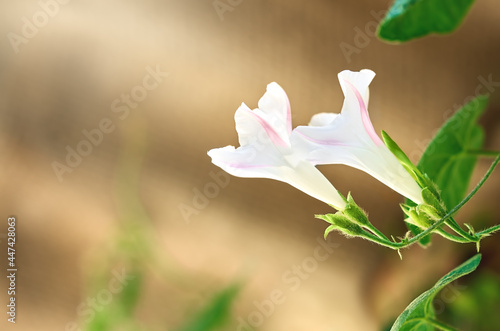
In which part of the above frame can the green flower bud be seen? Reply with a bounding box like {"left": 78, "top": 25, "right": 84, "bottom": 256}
{"left": 418, "top": 204, "right": 442, "bottom": 221}
{"left": 420, "top": 174, "right": 441, "bottom": 200}
{"left": 408, "top": 208, "right": 434, "bottom": 229}
{"left": 342, "top": 193, "right": 369, "bottom": 226}
{"left": 421, "top": 187, "right": 446, "bottom": 214}
{"left": 317, "top": 213, "right": 365, "bottom": 238}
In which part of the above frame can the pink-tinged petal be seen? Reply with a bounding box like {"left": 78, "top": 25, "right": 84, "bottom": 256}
{"left": 338, "top": 69, "right": 375, "bottom": 106}
{"left": 309, "top": 113, "right": 339, "bottom": 127}
{"left": 258, "top": 82, "right": 292, "bottom": 136}
{"left": 294, "top": 130, "right": 349, "bottom": 147}
{"left": 244, "top": 108, "right": 289, "bottom": 148}
{"left": 208, "top": 144, "right": 281, "bottom": 169}
{"left": 290, "top": 70, "right": 423, "bottom": 204}
{"left": 234, "top": 103, "right": 264, "bottom": 147}
{"left": 208, "top": 146, "right": 346, "bottom": 209}
{"left": 343, "top": 80, "right": 384, "bottom": 146}
{"left": 235, "top": 83, "right": 292, "bottom": 149}
{"left": 285, "top": 92, "right": 291, "bottom": 133}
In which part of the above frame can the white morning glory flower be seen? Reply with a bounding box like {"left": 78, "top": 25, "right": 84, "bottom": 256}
{"left": 292, "top": 69, "right": 423, "bottom": 204}
{"left": 207, "top": 83, "right": 347, "bottom": 209}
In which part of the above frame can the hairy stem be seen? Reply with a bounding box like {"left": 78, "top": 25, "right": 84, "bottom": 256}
{"left": 477, "top": 224, "right": 500, "bottom": 236}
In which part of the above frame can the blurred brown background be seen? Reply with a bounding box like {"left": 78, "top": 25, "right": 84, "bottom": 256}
{"left": 0, "top": 0, "right": 499, "bottom": 330}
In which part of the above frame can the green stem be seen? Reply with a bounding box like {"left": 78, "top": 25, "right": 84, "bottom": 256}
{"left": 466, "top": 150, "right": 500, "bottom": 157}
{"left": 410, "top": 154, "right": 500, "bottom": 242}
{"left": 365, "top": 224, "right": 390, "bottom": 240}
{"left": 375, "top": 154, "right": 500, "bottom": 250}
{"left": 477, "top": 224, "right": 500, "bottom": 236}
{"left": 444, "top": 218, "right": 478, "bottom": 242}
{"left": 435, "top": 228, "right": 473, "bottom": 243}
{"left": 360, "top": 231, "right": 401, "bottom": 249}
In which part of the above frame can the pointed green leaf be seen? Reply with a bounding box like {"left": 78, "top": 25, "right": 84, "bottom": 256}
{"left": 390, "top": 254, "right": 481, "bottom": 331}
{"left": 378, "top": 0, "right": 476, "bottom": 42}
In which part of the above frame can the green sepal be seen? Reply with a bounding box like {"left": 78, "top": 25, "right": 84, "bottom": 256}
{"left": 464, "top": 223, "right": 476, "bottom": 236}
{"left": 381, "top": 130, "right": 422, "bottom": 185}
{"left": 400, "top": 204, "right": 412, "bottom": 217}
{"left": 316, "top": 213, "right": 365, "bottom": 238}
{"left": 343, "top": 192, "right": 370, "bottom": 226}
{"left": 323, "top": 225, "right": 336, "bottom": 240}
{"left": 420, "top": 173, "right": 441, "bottom": 198}
{"left": 417, "top": 204, "right": 442, "bottom": 221}
{"left": 408, "top": 208, "right": 434, "bottom": 229}
{"left": 421, "top": 187, "right": 446, "bottom": 215}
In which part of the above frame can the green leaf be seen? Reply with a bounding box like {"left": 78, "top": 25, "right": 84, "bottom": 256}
{"left": 390, "top": 254, "right": 481, "bottom": 331}
{"left": 405, "top": 96, "right": 487, "bottom": 245}
{"left": 177, "top": 284, "right": 240, "bottom": 331}
{"left": 378, "top": 0, "right": 476, "bottom": 42}
{"left": 444, "top": 272, "right": 500, "bottom": 330}
{"left": 417, "top": 95, "right": 487, "bottom": 210}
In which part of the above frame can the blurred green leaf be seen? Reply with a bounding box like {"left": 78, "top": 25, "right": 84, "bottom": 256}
{"left": 86, "top": 269, "right": 143, "bottom": 331}
{"left": 444, "top": 272, "right": 500, "bottom": 330}
{"left": 118, "top": 270, "right": 143, "bottom": 317}
{"left": 378, "top": 0, "right": 476, "bottom": 42}
{"left": 390, "top": 254, "right": 481, "bottom": 331}
{"left": 177, "top": 285, "right": 240, "bottom": 331}
{"left": 405, "top": 95, "right": 488, "bottom": 245}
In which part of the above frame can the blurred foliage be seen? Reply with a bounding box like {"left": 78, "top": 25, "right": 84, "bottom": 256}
{"left": 378, "top": 0, "right": 475, "bottom": 42}
{"left": 176, "top": 285, "right": 241, "bottom": 331}
{"left": 78, "top": 120, "right": 242, "bottom": 331}
{"left": 405, "top": 95, "right": 488, "bottom": 246}
{"left": 443, "top": 271, "right": 500, "bottom": 330}
{"left": 86, "top": 270, "right": 144, "bottom": 331}
{"left": 84, "top": 121, "right": 150, "bottom": 331}
{"left": 390, "top": 254, "right": 481, "bottom": 331}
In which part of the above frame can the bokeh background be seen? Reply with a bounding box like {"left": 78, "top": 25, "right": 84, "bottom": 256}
{"left": 0, "top": 0, "right": 499, "bottom": 330}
